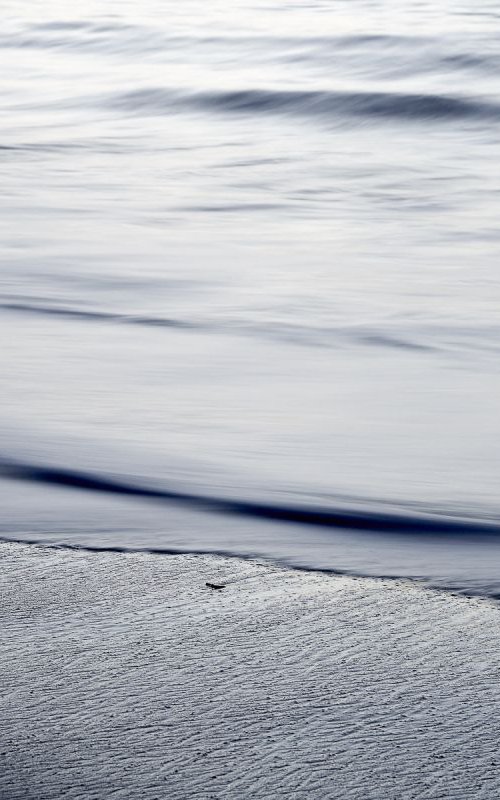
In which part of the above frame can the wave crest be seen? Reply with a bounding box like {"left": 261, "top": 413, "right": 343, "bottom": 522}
{"left": 109, "top": 87, "right": 500, "bottom": 124}
{"left": 1, "top": 457, "right": 499, "bottom": 538}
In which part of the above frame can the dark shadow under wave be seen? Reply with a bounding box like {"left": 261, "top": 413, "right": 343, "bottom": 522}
{"left": 110, "top": 87, "right": 500, "bottom": 124}
{"left": 1, "top": 458, "right": 499, "bottom": 538}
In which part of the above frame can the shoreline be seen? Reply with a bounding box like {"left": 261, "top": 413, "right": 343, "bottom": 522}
{"left": 1, "top": 533, "right": 498, "bottom": 604}
{"left": 2, "top": 541, "right": 500, "bottom": 799}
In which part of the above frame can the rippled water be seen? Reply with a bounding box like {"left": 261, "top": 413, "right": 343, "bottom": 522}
{"left": 2, "top": 0, "right": 500, "bottom": 596}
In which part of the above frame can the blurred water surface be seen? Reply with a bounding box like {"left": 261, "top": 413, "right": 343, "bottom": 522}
{"left": 2, "top": 0, "right": 500, "bottom": 595}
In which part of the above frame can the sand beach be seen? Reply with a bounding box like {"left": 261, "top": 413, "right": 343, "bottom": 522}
{"left": 2, "top": 542, "right": 500, "bottom": 799}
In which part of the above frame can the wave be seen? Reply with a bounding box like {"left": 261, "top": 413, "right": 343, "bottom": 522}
{"left": 107, "top": 87, "right": 500, "bottom": 125}
{"left": 5, "top": 298, "right": 500, "bottom": 357}
{"left": 3, "top": 24, "right": 499, "bottom": 78}
{"left": 0, "top": 26, "right": 432, "bottom": 50}
{"left": 0, "top": 300, "right": 440, "bottom": 353}
{"left": 0, "top": 301, "right": 195, "bottom": 329}
{"left": 1, "top": 457, "right": 499, "bottom": 538}
{"left": 0, "top": 26, "right": 449, "bottom": 55}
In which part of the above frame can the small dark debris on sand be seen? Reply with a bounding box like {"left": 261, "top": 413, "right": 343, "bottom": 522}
{"left": 206, "top": 582, "right": 226, "bottom": 590}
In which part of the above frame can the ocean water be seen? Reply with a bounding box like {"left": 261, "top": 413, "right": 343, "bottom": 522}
{"left": 1, "top": 0, "right": 500, "bottom": 597}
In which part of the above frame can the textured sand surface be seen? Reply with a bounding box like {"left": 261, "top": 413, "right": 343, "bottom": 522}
{"left": 1, "top": 542, "right": 500, "bottom": 799}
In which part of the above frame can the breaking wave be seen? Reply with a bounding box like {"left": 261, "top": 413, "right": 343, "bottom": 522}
{"left": 108, "top": 87, "right": 500, "bottom": 125}
{"left": 1, "top": 457, "right": 499, "bottom": 538}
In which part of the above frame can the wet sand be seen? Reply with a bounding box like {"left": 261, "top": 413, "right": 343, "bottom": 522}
{"left": 2, "top": 542, "right": 500, "bottom": 799}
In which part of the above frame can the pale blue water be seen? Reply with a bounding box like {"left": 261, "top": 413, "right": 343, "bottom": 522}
{"left": 1, "top": 0, "right": 500, "bottom": 596}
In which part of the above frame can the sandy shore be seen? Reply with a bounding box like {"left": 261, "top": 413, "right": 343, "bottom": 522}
{"left": 1, "top": 542, "right": 500, "bottom": 799}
